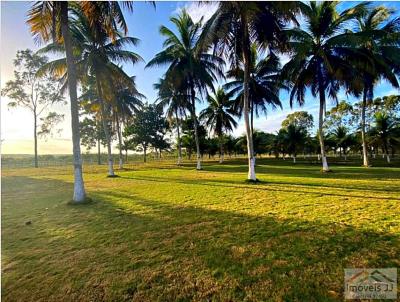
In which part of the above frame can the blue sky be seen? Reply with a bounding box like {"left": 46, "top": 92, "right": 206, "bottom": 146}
{"left": 1, "top": 1, "right": 399, "bottom": 154}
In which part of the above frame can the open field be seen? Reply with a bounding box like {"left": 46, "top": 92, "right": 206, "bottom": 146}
{"left": 2, "top": 159, "right": 400, "bottom": 301}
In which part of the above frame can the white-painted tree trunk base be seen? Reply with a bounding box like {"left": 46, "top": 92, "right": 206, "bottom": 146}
{"left": 219, "top": 154, "right": 224, "bottom": 164}
{"left": 196, "top": 158, "right": 202, "bottom": 170}
{"left": 387, "top": 155, "right": 391, "bottom": 163}
{"left": 177, "top": 156, "right": 182, "bottom": 166}
{"left": 248, "top": 157, "right": 256, "bottom": 180}
{"left": 373, "top": 154, "right": 376, "bottom": 159}
{"left": 73, "top": 166, "right": 86, "bottom": 202}
{"left": 108, "top": 160, "right": 115, "bottom": 176}
{"left": 293, "top": 156, "right": 296, "bottom": 164}
{"left": 322, "top": 156, "right": 329, "bottom": 171}
{"left": 344, "top": 155, "right": 347, "bottom": 161}
{"left": 317, "top": 154, "right": 321, "bottom": 161}
{"left": 119, "top": 158, "right": 123, "bottom": 169}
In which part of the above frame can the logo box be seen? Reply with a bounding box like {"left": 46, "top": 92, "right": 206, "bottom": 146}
{"left": 344, "top": 268, "right": 397, "bottom": 300}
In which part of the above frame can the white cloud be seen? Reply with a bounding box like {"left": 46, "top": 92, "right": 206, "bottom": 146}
{"left": 174, "top": 1, "right": 218, "bottom": 23}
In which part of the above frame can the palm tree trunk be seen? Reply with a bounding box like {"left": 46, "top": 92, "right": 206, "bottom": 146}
{"left": 116, "top": 115, "right": 123, "bottom": 169}
{"left": 97, "top": 119, "right": 101, "bottom": 165}
{"left": 219, "top": 134, "right": 224, "bottom": 164}
{"left": 384, "top": 140, "right": 390, "bottom": 163}
{"left": 242, "top": 18, "right": 256, "bottom": 181}
{"left": 96, "top": 79, "right": 115, "bottom": 177}
{"left": 60, "top": 2, "right": 86, "bottom": 202}
{"left": 317, "top": 66, "right": 329, "bottom": 172}
{"left": 190, "top": 87, "right": 202, "bottom": 170}
{"left": 361, "top": 88, "right": 370, "bottom": 167}
{"left": 33, "top": 108, "right": 38, "bottom": 168}
{"left": 97, "top": 136, "right": 101, "bottom": 165}
{"left": 143, "top": 145, "right": 147, "bottom": 162}
{"left": 175, "top": 110, "right": 182, "bottom": 166}
{"left": 250, "top": 100, "right": 254, "bottom": 138}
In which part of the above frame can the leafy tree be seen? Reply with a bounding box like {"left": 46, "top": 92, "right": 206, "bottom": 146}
{"left": 147, "top": 10, "right": 224, "bottom": 170}
{"left": 200, "top": 88, "right": 238, "bottom": 163}
{"left": 283, "top": 2, "right": 367, "bottom": 171}
{"left": 79, "top": 116, "right": 107, "bottom": 165}
{"left": 324, "top": 101, "right": 354, "bottom": 132}
{"left": 202, "top": 2, "right": 298, "bottom": 180}
{"left": 1, "top": 49, "right": 64, "bottom": 168}
{"left": 282, "top": 111, "right": 314, "bottom": 133}
{"left": 124, "top": 104, "right": 168, "bottom": 162}
{"left": 38, "top": 112, "right": 65, "bottom": 139}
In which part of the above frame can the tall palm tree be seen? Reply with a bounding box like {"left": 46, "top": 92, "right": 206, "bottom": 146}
{"left": 147, "top": 10, "right": 224, "bottom": 170}
{"left": 200, "top": 88, "right": 238, "bottom": 163}
{"left": 282, "top": 2, "right": 367, "bottom": 172}
{"left": 39, "top": 6, "right": 143, "bottom": 177}
{"left": 202, "top": 2, "right": 298, "bottom": 180}
{"left": 27, "top": 1, "right": 139, "bottom": 199}
{"left": 346, "top": 6, "right": 400, "bottom": 167}
{"left": 224, "top": 45, "right": 284, "bottom": 137}
{"left": 154, "top": 77, "right": 188, "bottom": 165}
{"left": 27, "top": 2, "right": 86, "bottom": 202}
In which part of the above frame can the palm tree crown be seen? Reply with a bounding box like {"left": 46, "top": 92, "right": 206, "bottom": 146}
{"left": 224, "top": 45, "right": 284, "bottom": 135}
{"left": 200, "top": 88, "right": 238, "bottom": 137}
{"left": 147, "top": 10, "right": 224, "bottom": 170}
{"left": 282, "top": 1, "right": 368, "bottom": 171}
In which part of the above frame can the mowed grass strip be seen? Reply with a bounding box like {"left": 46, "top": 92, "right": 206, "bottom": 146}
{"left": 2, "top": 159, "right": 400, "bottom": 301}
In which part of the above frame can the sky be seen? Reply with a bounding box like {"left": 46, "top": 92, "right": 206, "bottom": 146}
{"left": 1, "top": 1, "right": 399, "bottom": 154}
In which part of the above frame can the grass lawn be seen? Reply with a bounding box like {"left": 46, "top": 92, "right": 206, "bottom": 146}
{"left": 2, "top": 159, "right": 400, "bottom": 301}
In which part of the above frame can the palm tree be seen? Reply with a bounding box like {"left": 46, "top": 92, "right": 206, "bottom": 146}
{"left": 39, "top": 6, "right": 143, "bottom": 177}
{"left": 282, "top": 2, "right": 368, "bottom": 172}
{"left": 202, "top": 2, "right": 298, "bottom": 180}
{"left": 370, "top": 112, "right": 398, "bottom": 163}
{"left": 346, "top": 6, "right": 400, "bottom": 167}
{"left": 329, "top": 126, "right": 355, "bottom": 160}
{"left": 283, "top": 124, "right": 307, "bottom": 164}
{"left": 27, "top": 2, "right": 86, "bottom": 202}
{"left": 200, "top": 88, "right": 238, "bottom": 163}
{"left": 224, "top": 45, "right": 284, "bottom": 137}
{"left": 154, "top": 77, "right": 188, "bottom": 166}
{"left": 147, "top": 10, "right": 224, "bottom": 170}
{"left": 113, "top": 77, "right": 144, "bottom": 169}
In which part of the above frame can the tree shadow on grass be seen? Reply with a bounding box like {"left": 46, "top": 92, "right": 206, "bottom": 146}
{"left": 2, "top": 175, "right": 400, "bottom": 301}
{"left": 120, "top": 174, "right": 400, "bottom": 200}
{"left": 196, "top": 161, "right": 400, "bottom": 181}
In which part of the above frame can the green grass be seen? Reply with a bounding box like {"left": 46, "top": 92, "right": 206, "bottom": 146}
{"left": 2, "top": 159, "right": 400, "bottom": 301}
